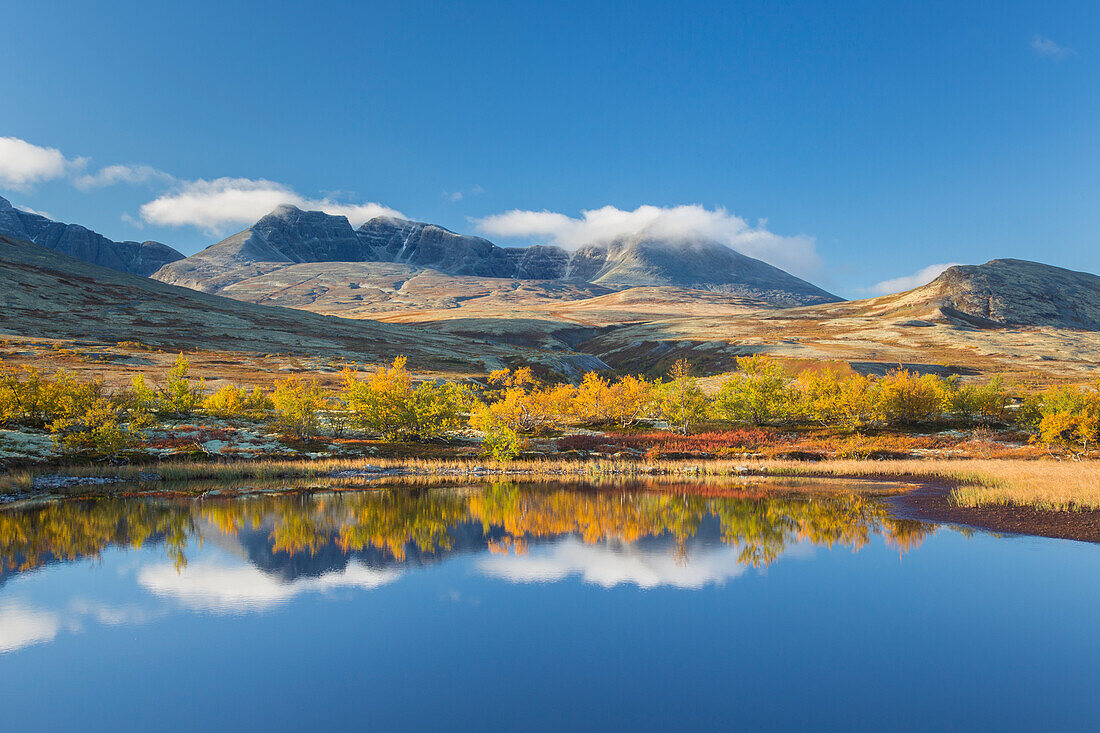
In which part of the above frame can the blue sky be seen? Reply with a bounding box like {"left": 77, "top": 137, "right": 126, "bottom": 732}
{"left": 1, "top": 0, "right": 1096, "bottom": 297}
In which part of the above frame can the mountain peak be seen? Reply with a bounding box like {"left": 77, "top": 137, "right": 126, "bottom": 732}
{"left": 268, "top": 202, "right": 304, "bottom": 217}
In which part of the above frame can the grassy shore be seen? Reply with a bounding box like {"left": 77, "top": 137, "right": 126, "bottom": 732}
{"left": 3, "top": 456, "right": 1100, "bottom": 511}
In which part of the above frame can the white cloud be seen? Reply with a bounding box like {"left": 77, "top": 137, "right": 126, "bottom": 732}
{"left": 474, "top": 204, "right": 821, "bottom": 279}
{"left": 0, "top": 136, "right": 86, "bottom": 191}
{"left": 13, "top": 203, "right": 53, "bottom": 219}
{"left": 443, "top": 186, "right": 484, "bottom": 203}
{"left": 478, "top": 536, "right": 754, "bottom": 589}
{"left": 138, "top": 560, "right": 402, "bottom": 613}
{"left": 139, "top": 177, "right": 405, "bottom": 236}
{"left": 74, "top": 164, "right": 176, "bottom": 190}
{"left": 1031, "top": 35, "right": 1075, "bottom": 59}
{"left": 869, "top": 262, "right": 961, "bottom": 295}
{"left": 0, "top": 602, "right": 61, "bottom": 653}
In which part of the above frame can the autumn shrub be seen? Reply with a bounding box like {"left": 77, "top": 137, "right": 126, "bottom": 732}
{"left": 343, "top": 357, "right": 471, "bottom": 440}
{"left": 45, "top": 380, "right": 152, "bottom": 458}
{"left": 1033, "top": 383, "right": 1100, "bottom": 454}
{"left": 875, "top": 369, "right": 952, "bottom": 426}
{"left": 606, "top": 374, "right": 656, "bottom": 428}
{"left": 714, "top": 355, "right": 794, "bottom": 425}
{"left": 49, "top": 397, "right": 151, "bottom": 458}
{"left": 470, "top": 402, "right": 527, "bottom": 460}
{"left": 477, "top": 367, "right": 576, "bottom": 434}
{"left": 0, "top": 365, "right": 147, "bottom": 456}
{"left": 948, "top": 375, "right": 1012, "bottom": 424}
{"left": 793, "top": 369, "right": 877, "bottom": 431}
{"left": 0, "top": 364, "right": 63, "bottom": 428}
{"left": 203, "top": 385, "right": 274, "bottom": 420}
{"left": 271, "top": 377, "right": 326, "bottom": 439}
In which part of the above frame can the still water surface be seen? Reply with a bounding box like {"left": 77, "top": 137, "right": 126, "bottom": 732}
{"left": 0, "top": 480, "right": 1098, "bottom": 731}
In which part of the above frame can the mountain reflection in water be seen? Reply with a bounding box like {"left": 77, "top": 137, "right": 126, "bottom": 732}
{"left": 4, "top": 481, "right": 1099, "bottom": 733}
{"left": 0, "top": 482, "right": 930, "bottom": 589}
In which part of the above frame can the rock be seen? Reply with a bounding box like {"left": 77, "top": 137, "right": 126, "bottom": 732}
{"left": 31, "top": 475, "right": 124, "bottom": 490}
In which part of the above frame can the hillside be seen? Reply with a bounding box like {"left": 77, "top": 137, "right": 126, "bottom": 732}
{"left": 0, "top": 195, "right": 183, "bottom": 276}
{"left": 575, "top": 259, "right": 1100, "bottom": 380}
{"left": 152, "top": 205, "right": 840, "bottom": 307}
{"left": 0, "top": 233, "right": 589, "bottom": 374}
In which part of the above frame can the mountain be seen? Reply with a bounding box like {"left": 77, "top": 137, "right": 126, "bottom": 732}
{"left": 882, "top": 259, "right": 1100, "bottom": 330}
{"left": 152, "top": 205, "right": 840, "bottom": 306}
{"left": 0, "top": 195, "right": 183, "bottom": 276}
{"left": 0, "top": 232, "right": 564, "bottom": 372}
{"left": 567, "top": 234, "right": 836, "bottom": 305}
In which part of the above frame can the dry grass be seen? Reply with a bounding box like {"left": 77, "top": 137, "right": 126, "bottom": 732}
{"left": 761, "top": 458, "right": 1100, "bottom": 511}
{"left": 943, "top": 461, "right": 1100, "bottom": 511}
{"left": 2, "top": 455, "right": 1098, "bottom": 511}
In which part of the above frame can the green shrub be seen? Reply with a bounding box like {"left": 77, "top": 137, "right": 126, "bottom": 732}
{"left": 272, "top": 377, "right": 326, "bottom": 439}
{"left": 132, "top": 354, "right": 206, "bottom": 418}
{"left": 656, "top": 359, "right": 708, "bottom": 434}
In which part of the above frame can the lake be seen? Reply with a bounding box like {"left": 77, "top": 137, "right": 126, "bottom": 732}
{"left": 1, "top": 479, "right": 1098, "bottom": 731}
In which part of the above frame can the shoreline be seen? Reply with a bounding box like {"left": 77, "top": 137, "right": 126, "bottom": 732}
{"left": 886, "top": 484, "right": 1100, "bottom": 544}
{"left": 3, "top": 456, "right": 1100, "bottom": 544}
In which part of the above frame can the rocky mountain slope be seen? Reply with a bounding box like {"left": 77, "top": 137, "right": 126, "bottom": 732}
{"left": 152, "top": 205, "right": 839, "bottom": 306}
{"left": 0, "top": 195, "right": 183, "bottom": 276}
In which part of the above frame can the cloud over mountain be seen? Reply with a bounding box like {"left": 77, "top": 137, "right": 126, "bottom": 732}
{"left": 870, "top": 262, "right": 962, "bottom": 295}
{"left": 475, "top": 204, "right": 821, "bottom": 280}
{"left": 139, "top": 177, "right": 405, "bottom": 235}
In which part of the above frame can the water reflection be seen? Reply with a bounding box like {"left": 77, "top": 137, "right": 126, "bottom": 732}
{"left": 1, "top": 481, "right": 929, "bottom": 581}
{"left": 5, "top": 483, "right": 1098, "bottom": 732}
{"left": 0, "top": 482, "right": 931, "bottom": 650}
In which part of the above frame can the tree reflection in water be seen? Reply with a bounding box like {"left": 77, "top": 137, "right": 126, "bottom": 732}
{"left": 0, "top": 482, "right": 931, "bottom": 575}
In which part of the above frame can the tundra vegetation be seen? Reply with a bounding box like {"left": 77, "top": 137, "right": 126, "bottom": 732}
{"left": 0, "top": 354, "right": 1098, "bottom": 466}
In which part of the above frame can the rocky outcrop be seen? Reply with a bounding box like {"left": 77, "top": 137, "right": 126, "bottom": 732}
{"left": 897, "top": 259, "right": 1100, "bottom": 330}
{"left": 0, "top": 195, "right": 183, "bottom": 276}
{"left": 153, "top": 205, "right": 840, "bottom": 306}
